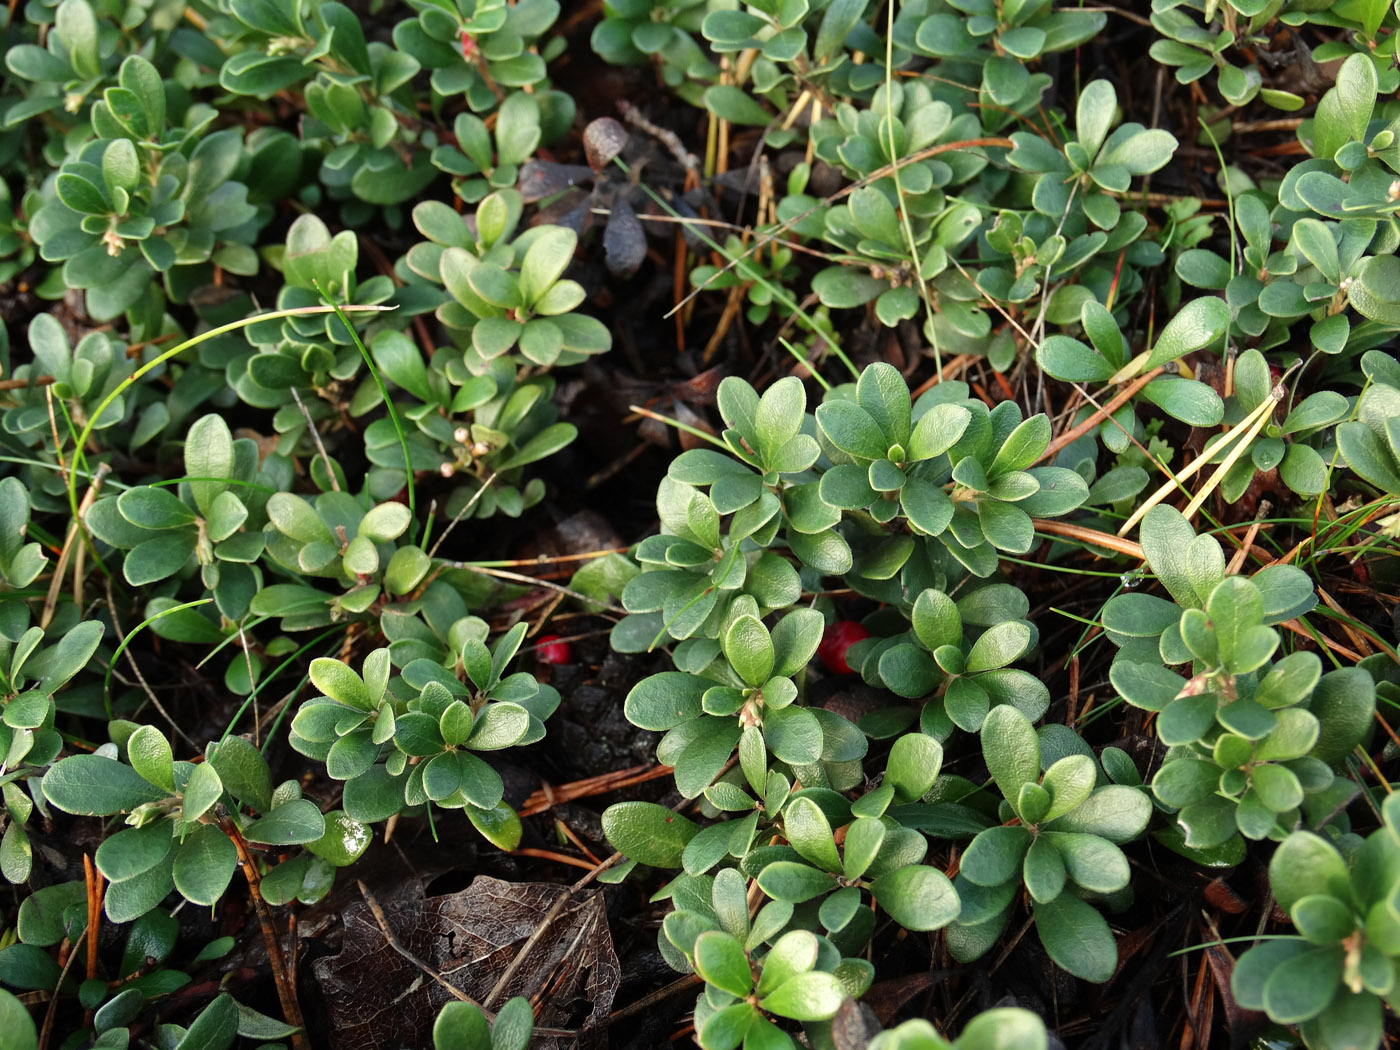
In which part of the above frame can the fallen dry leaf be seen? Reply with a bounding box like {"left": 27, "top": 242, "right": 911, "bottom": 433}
{"left": 314, "top": 876, "right": 619, "bottom": 1050}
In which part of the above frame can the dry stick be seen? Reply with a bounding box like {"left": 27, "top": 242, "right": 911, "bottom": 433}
{"left": 1032, "top": 368, "right": 1166, "bottom": 467}
{"left": 289, "top": 386, "right": 341, "bottom": 492}
{"left": 1118, "top": 390, "right": 1281, "bottom": 537}
{"left": 511, "top": 847, "right": 597, "bottom": 872}
{"left": 425, "top": 471, "right": 497, "bottom": 560}
{"left": 81, "top": 854, "right": 101, "bottom": 1027}
{"left": 480, "top": 892, "right": 576, "bottom": 1010}
{"left": 103, "top": 574, "right": 198, "bottom": 750}
{"left": 37, "top": 929, "right": 85, "bottom": 1050}
{"left": 1316, "top": 585, "right": 1378, "bottom": 658}
{"left": 608, "top": 974, "right": 705, "bottom": 1026}
{"left": 217, "top": 809, "right": 309, "bottom": 1050}
{"left": 1032, "top": 519, "right": 1145, "bottom": 561}
{"left": 667, "top": 136, "right": 1014, "bottom": 319}
{"left": 518, "top": 762, "right": 673, "bottom": 817}
{"left": 1225, "top": 500, "right": 1272, "bottom": 575}
{"left": 1278, "top": 619, "right": 1362, "bottom": 663}
{"left": 41, "top": 463, "right": 110, "bottom": 631}
{"left": 357, "top": 880, "right": 488, "bottom": 1010}
{"left": 451, "top": 564, "right": 627, "bottom": 615}
{"left": 1178, "top": 386, "right": 1285, "bottom": 523}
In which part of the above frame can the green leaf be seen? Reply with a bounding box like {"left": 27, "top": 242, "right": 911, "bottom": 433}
{"left": 1291, "top": 894, "right": 1355, "bottom": 944}
{"left": 871, "top": 864, "right": 961, "bottom": 931}
{"left": 118, "top": 487, "right": 196, "bottom": 530}
{"left": 1263, "top": 945, "right": 1344, "bottom": 1024}
{"left": 724, "top": 615, "right": 774, "bottom": 687}
{"left": 763, "top": 705, "right": 823, "bottom": 765}
{"left": 1332, "top": 52, "right": 1377, "bottom": 145}
{"left": 1041, "top": 755, "right": 1095, "bottom": 822}
{"left": 127, "top": 725, "right": 174, "bottom": 793}
{"left": 602, "top": 801, "right": 698, "bottom": 867}
{"left": 182, "top": 761, "right": 223, "bottom": 822}
{"left": 1269, "top": 831, "right": 1351, "bottom": 913}
{"left": 966, "top": 621, "right": 1031, "bottom": 673}
{"left": 694, "top": 931, "right": 753, "bottom": 998}
{"left": 703, "top": 85, "right": 772, "bottom": 126}
{"left": 266, "top": 493, "right": 334, "bottom": 545}
{"left": 95, "top": 822, "right": 174, "bottom": 883}
{"left": 358, "top": 502, "right": 411, "bottom": 543}
{"left": 1076, "top": 79, "right": 1117, "bottom": 158}
{"left": 1037, "top": 335, "right": 1113, "bottom": 382}
{"left": 625, "top": 672, "right": 707, "bottom": 731}
{"left": 758, "top": 971, "right": 845, "bottom": 1022}
{"left": 519, "top": 226, "right": 577, "bottom": 305}
{"left": 990, "top": 415, "right": 1050, "bottom": 477}
{"left": 982, "top": 705, "right": 1039, "bottom": 801}
{"left": 242, "top": 799, "right": 326, "bottom": 846}
{"left": 1143, "top": 296, "right": 1229, "bottom": 372}
{"left": 1023, "top": 835, "right": 1066, "bottom": 903}
{"left": 783, "top": 796, "right": 841, "bottom": 873}
{"left": 306, "top": 810, "right": 372, "bottom": 867}
{"left": 1349, "top": 255, "right": 1400, "bottom": 328}
{"left": 1033, "top": 894, "right": 1116, "bottom": 982}
{"left": 310, "top": 658, "right": 373, "bottom": 710}
{"left": 1044, "top": 786, "right": 1151, "bottom": 843}
{"left": 43, "top": 755, "right": 167, "bottom": 815}
{"left": 172, "top": 824, "right": 238, "bottom": 906}
{"left": 1044, "top": 832, "right": 1130, "bottom": 894}
{"left": 816, "top": 400, "right": 887, "bottom": 460}
{"left": 814, "top": 0, "right": 866, "bottom": 60}
{"left": 909, "top": 403, "right": 971, "bottom": 461}
{"left": 433, "top": 1002, "right": 490, "bottom": 1050}
{"left": 961, "top": 826, "right": 1031, "bottom": 887}
{"left": 0, "top": 989, "right": 36, "bottom": 1050}
{"left": 886, "top": 733, "right": 942, "bottom": 804}
{"left": 1097, "top": 127, "right": 1176, "bottom": 174}
{"left": 207, "top": 736, "right": 273, "bottom": 813}
{"left": 756, "top": 860, "right": 837, "bottom": 903}
{"left": 124, "top": 534, "right": 196, "bottom": 585}
{"left": 958, "top": 1009, "right": 1048, "bottom": 1050}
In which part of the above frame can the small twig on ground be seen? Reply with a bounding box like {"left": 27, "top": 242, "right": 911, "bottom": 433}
{"left": 218, "top": 808, "right": 309, "bottom": 1050}
{"left": 103, "top": 574, "right": 198, "bottom": 751}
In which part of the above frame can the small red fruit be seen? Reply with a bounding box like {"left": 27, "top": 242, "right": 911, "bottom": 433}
{"left": 535, "top": 634, "right": 572, "bottom": 665}
{"left": 817, "top": 620, "right": 870, "bottom": 675}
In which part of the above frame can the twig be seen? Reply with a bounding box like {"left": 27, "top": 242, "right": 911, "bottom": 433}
{"left": 1224, "top": 501, "right": 1271, "bottom": 575}
{"left": 218, "top": 809, "right": 308, "bottom": 1050}
{"left": 41, "top": 464, "right": 109, "bottom": 631}
{"left": 1032, "top": 519, "right": 1145, "bottom": 561}
{"left": 357, "top": 880, "right": 488, "bottom": 1010}
{"left": 667, "top": 136, "right": 1014, "bottom": 319}
{"left": 608, "top": 975, "right": 704, "bottom": 1025}
{"left": 103, "top": 575, "right": 198, "bottom": 751}
{"left": 288, "top": 386, "right": 340, "bottom": 492}
{"left": 37, "top": 924, "right": 85, "bottom": 1050}
{"left": 450, "top": 564, "right": 626, "bottom": 614}
{"left": 618, "top": 99, "right": 699, "bottom": 170}
{"left": 481, "top": 891, "right": 575, "bottom": 1009}
{"left": 82, "top": 854, "right": 101, "bottom": 1027}
{"left": 425, "top": 471, "right": 497, "bottom": 559}
{"left": 1034, "top": 369, "right": 1165, "bottom": 466}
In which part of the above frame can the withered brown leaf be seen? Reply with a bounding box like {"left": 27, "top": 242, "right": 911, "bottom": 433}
{"left": 314, "top": 877, "right": 619, "bottom": 1050}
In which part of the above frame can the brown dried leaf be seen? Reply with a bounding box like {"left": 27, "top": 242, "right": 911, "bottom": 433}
{"left": 314, "top": 877, "right": 619, "bottom": 1050}
{"left": 603, "top": 197, "right": 646, "bottom": 278}
{"left": 583, "top": 117, "right": 628, "bottom": 172}
{"left": 519, "top": 160, "right": 596, "bottom": 203}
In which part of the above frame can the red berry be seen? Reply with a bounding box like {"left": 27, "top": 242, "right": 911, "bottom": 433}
{"left": 817, "top": 620, "right": 870, "bottom": 675}
{"left": 535, "top": 634, "right": 572, "bottom": 665}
